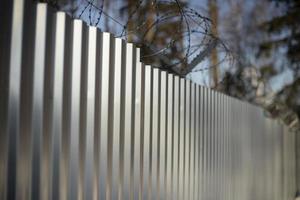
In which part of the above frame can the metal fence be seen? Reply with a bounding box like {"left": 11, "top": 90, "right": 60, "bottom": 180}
{"left": 0, "top": 1, "right": 297, "bottom": 200}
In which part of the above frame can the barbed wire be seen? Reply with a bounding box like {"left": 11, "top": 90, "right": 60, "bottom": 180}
{"left": 44, "top": 0, "right": 234, "bottom": 76}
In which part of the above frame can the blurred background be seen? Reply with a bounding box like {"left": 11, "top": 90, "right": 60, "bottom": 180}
{"left": 45, "top": 0, "right": 300, "bottom": 131}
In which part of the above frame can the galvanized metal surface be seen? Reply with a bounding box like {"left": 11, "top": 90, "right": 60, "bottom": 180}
{"left": 0, "top": 1, "right": 297, "bottom": 200}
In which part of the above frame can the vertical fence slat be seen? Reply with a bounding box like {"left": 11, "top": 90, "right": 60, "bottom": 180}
{"left": 178, "top": 78, "right": 185, "bottom": 200}
{"left": 172, "top": 76, "right": 180, "bottom": 200}
{"left": 151, "top": 68, "right": 160, "bottom": 200}
{"left": 208, "top": 88, "right": 212, "bottom": 199}
{"left": 198, "top": 86, "right": 204, "bottom": 200}
{"left": 30, "top": 4, "right": 47, "bottom": 200}
{"left": 211, "top": 90, "right": 216, "bottom": 200}
{"left": 189, "top": 83, "right": 195, "bottom": 200}
{"left": 133, "top": 48, "right": 142, "bottom": 200}
{"left": 98, "top": 32, "right": 111, "bottom": 200}
{"left": 184, "top": 80, "right": 191, "bottom": 200}
{"left": 5, "top": 0, "right": 25, "bottom": 199}
{"left": 67, "top": 19, "right": 83, "bottom": 200}
{"left": 83, "top": 26, "right": 97, "bottom": 200}
{"left": 0, "top": 0, "right": 13, "bottom": 197}
{"left": 123, "top": 43, "right": 134, "bottom": 200}
{"left": 219, "top": 92, "right": 223, "bottom": 199}
{"left": 111, "top": 37, "right": 123, "bottom": 200}
{"left": 49, "top": 11, "right": 66, "bottom": 200}
{"left": 142, "top": 65, "right": 152, "bottom": 200}
{"left": 194, "top": 85, "right": 200, "bottom": 200}
{"left": 166, "top": 73, "right": 174, "bottom": 200}
{"left": 159, "top": 71, "right": 167, "bottom": 200}
{"left": 202, "top": 87, "right": 208, "bottom": 199}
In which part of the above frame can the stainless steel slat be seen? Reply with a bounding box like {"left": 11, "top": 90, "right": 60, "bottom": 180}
{"left": 123, "top": 43, "right": 134, "bottom": 200}
{"left": 68, "top": 19, "right": 83, "bottom": 200}
{"left": 202, "top": 86, "right": 208, "bottom": 200}
{"left": 184, "top": 80, "right": 191, "bottom": 200}
{"left": 6, "top": 0, "right": 25, "bottom": 199}
{"left": 142, "top": 65, "right": 152, "bottom": 200}
{"left": 133, "top": 48, "right": 142, "bottom": 200}
{"left": 159, "top": 71, "right": 167, "bottom": 200}
{"left": 178, "top": 78, "right": 185, "bottom": 200}
{"left": 30, "top": 4, "right": 47, "bottom": 200}
{"left": 189, "top": 83, "right": 195, "bottom": 200}
{"left": 194, "top": 85, "right": 200, "bottom": 200}
{"left": 98, "top": 32, "right": 111, "bottom": 200}
{"left": 172, "top": 76, "right": 180, "bottom": 200}
{"left": 111, "top": 37, "right": 123, "bottom": 200}
{"left": 211, "top": 89, "right": 216, "bottom": 200}
{"left": 151, "top": 68, "right": 160, "bottom": 200}
{"left": 49, "top": 11, "right": 66, "bottom": 200}
{"left": 198, "top": 86, "right": 204, "bottom": 200}
{"left": 83, "top": 26, "right": 97, "bottom": 200}
{"left": 166, "top": 73, "right": 174, "bottom": 200}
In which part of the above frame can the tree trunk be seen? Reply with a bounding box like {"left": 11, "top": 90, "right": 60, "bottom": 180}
{"left": 209, "top": 0, "right": 219, "bottom": 87}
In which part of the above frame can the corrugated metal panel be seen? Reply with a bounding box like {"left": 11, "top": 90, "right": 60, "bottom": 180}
{"left": 0, "top": 1, "right": 297, "bottom": 200}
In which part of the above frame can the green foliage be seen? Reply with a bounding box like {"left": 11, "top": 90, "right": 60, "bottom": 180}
{"left": 260, "top": 65, "right": 277, "bottom": 79}
{"left": 261, "top": 0, "right": 300, "bottom": 64}
{"left": 216, "top": 0, "right": 300, "bottom": 131}
{"left": 257, "top": 0, "right": 300, "bottom": 130}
